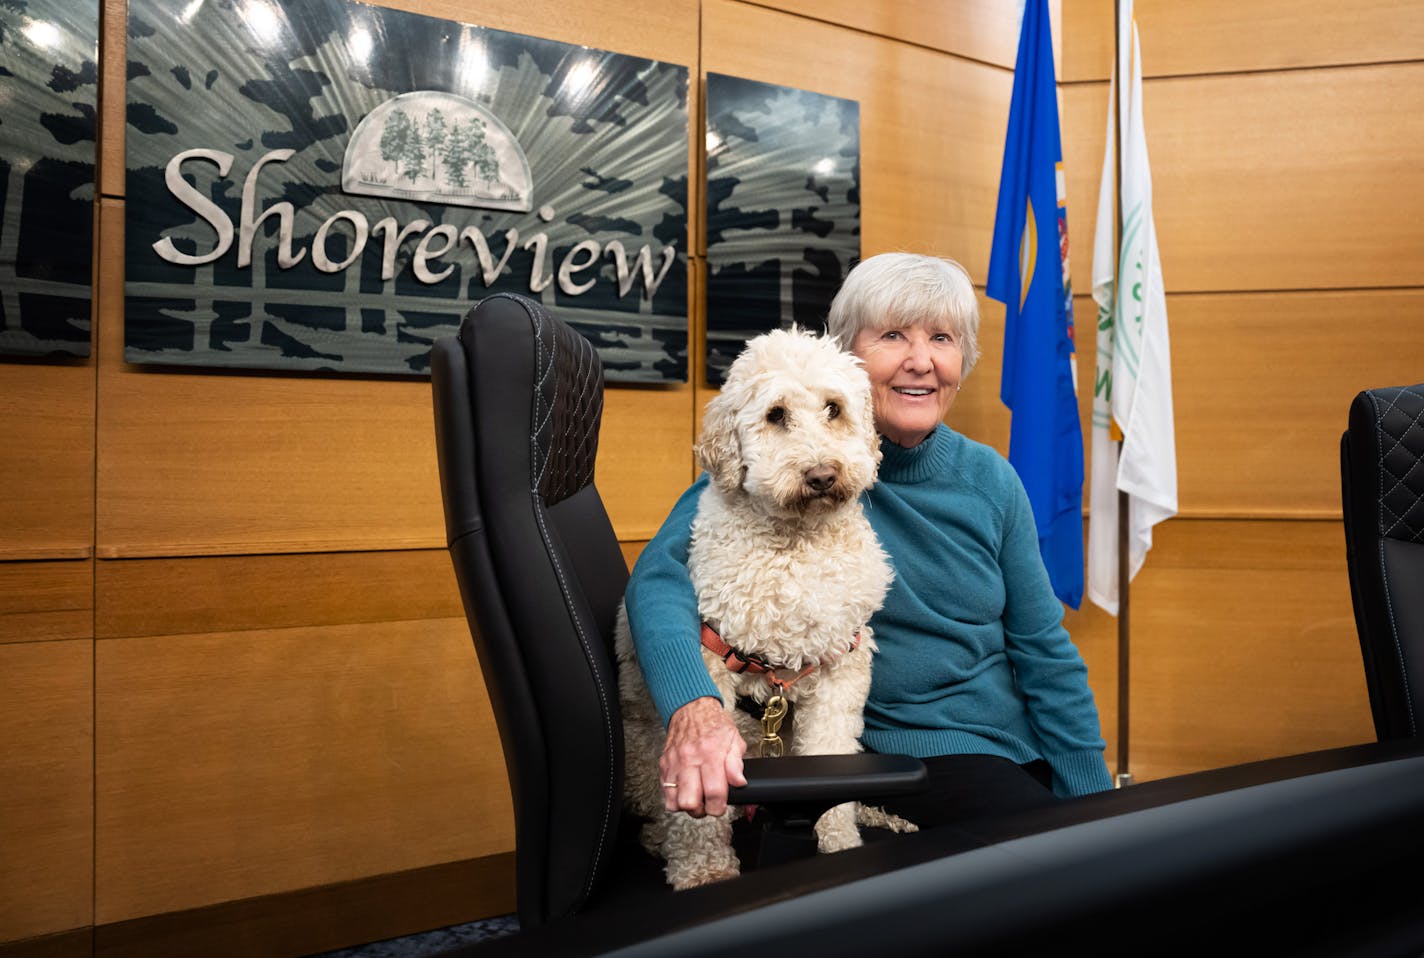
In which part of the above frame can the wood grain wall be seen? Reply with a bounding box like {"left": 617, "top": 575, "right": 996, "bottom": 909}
{"left": 1059, "top": 0, "right": 1423, "bottom": 780}
{"left": 2, "top": 0, "right": 1416, "bottom": 952}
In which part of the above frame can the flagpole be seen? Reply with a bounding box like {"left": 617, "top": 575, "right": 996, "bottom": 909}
{"left": 1112, "top": 0, "right": 1133, "bottom": 790}
{"left": 1117, "top": 506, "right": 1131, "bottom": 789}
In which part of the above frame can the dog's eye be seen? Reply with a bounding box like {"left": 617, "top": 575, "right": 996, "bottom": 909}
{"left": 766, "top": 406, "right": 786, "bottom": 425}
{"left": 825, "top": 401, "right": 840, "bottom": 420}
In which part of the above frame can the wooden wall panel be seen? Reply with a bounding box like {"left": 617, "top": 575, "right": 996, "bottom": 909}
{"left": 0, "top": 362, "right": 94, "bottom": 560}
{"left": 95, "top": 551, "right": 461, "bottom": 640}
{"left": 1061, "top": 572, "right": 1120, "bottom": 773}
{"left": 417, "top": 0, "right": 700, "bottom": 61}
{"left": 1060, "top": 83, "right": 1108, "bottom": 299}
{"left": 1067, "top": 289, "right": 1424, "bottom": 520}
{"left": 596, "top": 387, "right": 698, "bottom": 540}
{"left": 619, "top": 540, "right": 647, "bottom": 573}
{"left": 1063, "top": 0, "right": 1424, "bottom": 83}
{"left": 945, "top": 294, "right": 1011, "bottom": 457}
{"left": 746, "top": 0, "right": 1023, "bottom": 69}
{"left": 0, "top": 640, "right": 94, "bottom": 941}
{"left": 95, "top": 617, "right": 509, "bottom": 923}
{"left": 97, "top": 0, "right": 123, "bottom": 194}
{"left": 94, "top": 197, "right": 444, "bottom": 557}
{"left": 1061, "top": 66, "right": 1424, "bottom": 295}
{"left": 1127, "top": 519, "right": 1373, "bottom": 781}
{"left": 1170, "top": 290, "right": 1424, "bottom": 517}
{"left": 0, "top": 561, "right": 93, "bottom": 645}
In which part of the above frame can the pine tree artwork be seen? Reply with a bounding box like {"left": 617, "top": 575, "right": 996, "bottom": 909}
{"left": 354, "top": 94, "right": 514, "bottom": 208}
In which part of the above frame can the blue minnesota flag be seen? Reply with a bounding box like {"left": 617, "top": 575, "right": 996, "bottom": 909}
{"left": 987, "top": 0, "right": 1084, "bottom": 608}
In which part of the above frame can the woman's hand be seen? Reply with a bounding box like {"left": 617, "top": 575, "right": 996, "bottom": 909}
{"left": 660, "top": 696, "right": 747, "bottom": 817}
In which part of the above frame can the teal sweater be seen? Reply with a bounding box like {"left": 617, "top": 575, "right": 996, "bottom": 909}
{"left": 625, "top": 424, "right": 1112, "bottom": 798}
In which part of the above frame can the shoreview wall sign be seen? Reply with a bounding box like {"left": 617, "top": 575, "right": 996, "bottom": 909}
{"left": 125, "top": 0, "right": 690, "bottom": 381}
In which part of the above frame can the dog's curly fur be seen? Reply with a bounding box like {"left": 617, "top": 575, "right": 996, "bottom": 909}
{"left": 614, "top": 327, "right": 897, "bottom": 890}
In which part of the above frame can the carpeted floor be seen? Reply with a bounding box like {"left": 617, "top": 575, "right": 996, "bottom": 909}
{"left": 307, "top": 914, "right": 520, "bottom": 957}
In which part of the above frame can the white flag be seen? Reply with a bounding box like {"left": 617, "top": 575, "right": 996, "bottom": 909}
{"left": 1087, "top": 2, "right": 1177, "bottom": 616}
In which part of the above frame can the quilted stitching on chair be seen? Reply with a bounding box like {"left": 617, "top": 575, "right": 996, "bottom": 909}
{"left": 1370, "top": 383, "right": 1424, "bottom": 543}
{"left": 524, "top": 295, "right": 604, "bottom": 506}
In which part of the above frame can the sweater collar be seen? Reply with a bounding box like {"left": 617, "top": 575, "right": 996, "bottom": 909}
{"left": 877, "top": 423, "right": 956, "bottom": 484}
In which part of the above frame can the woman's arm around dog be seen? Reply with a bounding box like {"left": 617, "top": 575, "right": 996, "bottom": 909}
{"left": 625, "top": 475, "right": 747, "bottom": 817}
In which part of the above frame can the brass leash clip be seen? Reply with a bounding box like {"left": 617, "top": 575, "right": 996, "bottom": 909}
{"left": 758, "top": 694, "right": 788, "bottom": 758}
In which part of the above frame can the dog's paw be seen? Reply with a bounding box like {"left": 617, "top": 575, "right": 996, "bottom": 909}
{"left": 661, "top": 810, "right": 740, "bottom": 889}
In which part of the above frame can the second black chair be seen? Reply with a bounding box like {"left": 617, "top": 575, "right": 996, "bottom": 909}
{"left": 1340, "top": 382, "right": 1424, "bottom": 740}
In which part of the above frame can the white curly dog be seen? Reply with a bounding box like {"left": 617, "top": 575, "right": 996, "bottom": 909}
{"left": 615, "top": 327, "right": 898, "bottom": 890}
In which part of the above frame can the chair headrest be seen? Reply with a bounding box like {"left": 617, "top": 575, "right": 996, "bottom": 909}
{"left": 1350, "top": 383, "right": 1424, "bottom": 543}
{"left": 459, "top": 293, "right": 605, "bottom": 509}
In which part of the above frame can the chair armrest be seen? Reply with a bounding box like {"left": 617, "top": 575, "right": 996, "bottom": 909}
{"left": 731, "top": 754, "right": 927, "bottom": 806}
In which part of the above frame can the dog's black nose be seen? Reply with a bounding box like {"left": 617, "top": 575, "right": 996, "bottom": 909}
{"left": 805, "top": 466, "right": 837, "bottom": 493}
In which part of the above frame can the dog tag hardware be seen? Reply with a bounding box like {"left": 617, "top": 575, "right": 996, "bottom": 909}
{"left": 759, "top": 694, "right": 788, "bottom": 757}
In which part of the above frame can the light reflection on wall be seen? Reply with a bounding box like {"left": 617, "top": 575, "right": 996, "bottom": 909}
{"left": 22, "top": 19, "right": 62, "bottom": 50}
{"left": 562, "top": 58, "right": 598, "bottom": 99}
{"left": 349, "top": 25, "right": 373, "bottom": 63}
{"left": 457, "top": 32, "right": 489, "bottom": 90}
{"left": 239, "top": 0, "right": 285, "bottom": 46}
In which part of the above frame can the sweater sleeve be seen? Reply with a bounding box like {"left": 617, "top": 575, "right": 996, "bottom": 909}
{"left": 623, "top": 474, "right": 721, "bottom": 726}
{"left": 997, "top": 472, "right": 1113, "bottom": 797}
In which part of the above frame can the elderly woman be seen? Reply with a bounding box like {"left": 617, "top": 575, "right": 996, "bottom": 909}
{"left": 625, "top": 252, "right": 1112, "bottom": 827}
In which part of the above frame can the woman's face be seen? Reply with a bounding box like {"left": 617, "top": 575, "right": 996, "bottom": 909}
{"left": 851, "top": 321, "right": 964, "bottom": 447}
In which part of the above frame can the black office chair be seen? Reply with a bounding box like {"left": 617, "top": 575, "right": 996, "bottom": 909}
{"left": 430, "top": 293, "right": 923, "bottom": 930}
{"left": 1341, "top": 383, "right": 1424, "bottom": 740}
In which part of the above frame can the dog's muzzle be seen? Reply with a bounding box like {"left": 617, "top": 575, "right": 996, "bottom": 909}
{"left": 804, "top": 464, "right": 838, "bottom": 494}
{"left": 794, "top": 463, "right": 853, "bottom": 511}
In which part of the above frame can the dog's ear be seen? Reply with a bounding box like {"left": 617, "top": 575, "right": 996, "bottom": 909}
{"left": 695, "top": 389, "right": 744, "bottom": 495}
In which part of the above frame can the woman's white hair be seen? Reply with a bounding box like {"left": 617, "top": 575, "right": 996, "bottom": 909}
{"left": 826, "top": 252, "right": 980, "bottom": 376}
